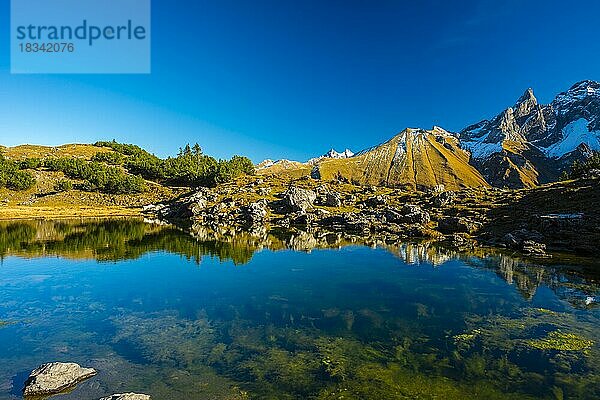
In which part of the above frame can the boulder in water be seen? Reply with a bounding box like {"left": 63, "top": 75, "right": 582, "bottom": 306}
{"left": 99, "top": 393, "right": 151, "bottom": 400}
{"left": 23, "top": 362, "right": 97, "bottom": 396}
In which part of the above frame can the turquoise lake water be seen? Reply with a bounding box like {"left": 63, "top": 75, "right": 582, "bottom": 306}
{"left": 0, "top": 219, "right": 598, "bottom": 399}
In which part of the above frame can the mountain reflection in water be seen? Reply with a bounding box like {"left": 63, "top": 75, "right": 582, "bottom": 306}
{"left": 0, "top": 219, "right": 598, "bottom": 400}
{"left": 0, "top": 219, "right": 596, "bottom": 309}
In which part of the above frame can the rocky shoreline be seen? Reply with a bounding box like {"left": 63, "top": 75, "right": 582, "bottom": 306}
{"left": 143, "top": 175, "right": 600, "bottom": 258}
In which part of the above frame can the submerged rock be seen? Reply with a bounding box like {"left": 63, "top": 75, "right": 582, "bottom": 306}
{"left": 23, "top": 362, "right": 97, "bottom": 396}
{"left": 99, "top": 393, "right": 151, "bottom": 400}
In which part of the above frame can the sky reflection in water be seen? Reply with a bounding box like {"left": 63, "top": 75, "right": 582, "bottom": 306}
{"left": 0, "top": 219, "right": 598, "bottom": 399}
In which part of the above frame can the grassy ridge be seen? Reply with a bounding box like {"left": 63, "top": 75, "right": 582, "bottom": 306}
{"left": 0, "top": 141, "right": 253, "bottom": 219}
{"left": 317, "top": 129, "right": 489, "bottom": 190}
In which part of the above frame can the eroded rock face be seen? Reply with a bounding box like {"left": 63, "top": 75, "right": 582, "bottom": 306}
{"left": 148, "top": 188, "right": 214, "bottom": 220}
{"left": 240, "top": 200, "right": 268, "bottom": 226}
{"left": 522, "top": 240, "right": 547, "bottom": 256}
{"left": 23, "top": 362, "right": 97, "bottom": 396}
{"left": 282, "top": 187, "right": 317, "bottom": 212}
{"left": 383, "top": 205, "right": 430, "bottom": 225}
{"left": 99, "top": 393, "right": 151, "bottom": 400}
{"left": 501, "top": 229, "right": 546, "bottom": 253}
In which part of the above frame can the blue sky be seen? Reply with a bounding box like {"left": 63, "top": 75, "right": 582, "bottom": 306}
{"left": 1, "top": 0, "right": 600, "bottom": 162}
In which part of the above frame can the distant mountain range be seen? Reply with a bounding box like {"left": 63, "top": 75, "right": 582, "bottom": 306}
{"left": 460, "top": 80, "right": 600, "bottom": 187}
{"left": 307, "top": 148, "right": 354, "bottom": 165}
{"left": 259, "top": 80, "right": 600, "bottom": 190}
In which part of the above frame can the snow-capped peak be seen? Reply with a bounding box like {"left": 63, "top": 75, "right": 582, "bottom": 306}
{"left": 460, "top": 80, "right": 600, "bottom": 161}
{"left": 307, "top": 148, "right": 354, "bottom": 164}
{"left": 552, "top": 80, "right": 600, "bottom": 116}
{"left": 256, "top": 159, "right": 275, "bottom": 169}
{"left": 323, "top": 148, "right": 354, "bottom": 159}
{"left": 431, "top": 126, "right": 454, "bottom": 136}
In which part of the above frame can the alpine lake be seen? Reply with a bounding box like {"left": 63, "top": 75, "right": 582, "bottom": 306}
{"left": 0, "top": 219, "right": 598, "bottom": 399}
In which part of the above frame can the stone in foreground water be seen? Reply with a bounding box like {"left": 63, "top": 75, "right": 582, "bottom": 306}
{"left": 100, "top": 393, "right": 151, "bottom": 400}
{"left": 23, "top": 362, "right": 97, "bottom": 396}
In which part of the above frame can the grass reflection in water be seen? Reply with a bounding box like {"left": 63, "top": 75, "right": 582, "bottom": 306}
{"left": 0, "top": 219, "right": 598, "bottom": 399}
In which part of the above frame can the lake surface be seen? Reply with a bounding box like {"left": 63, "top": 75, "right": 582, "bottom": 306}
{"left": 0, "top": 219, "right": 598, "bottom": 399}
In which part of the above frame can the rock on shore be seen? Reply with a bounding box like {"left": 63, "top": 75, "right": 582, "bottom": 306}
{"left": 141, "top": 174, "right": 600, "bottom": 257}
{"left": 23, "top": 362, "right": 97, "bottom": 396}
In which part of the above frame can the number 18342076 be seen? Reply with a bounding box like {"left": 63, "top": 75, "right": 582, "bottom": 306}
{"left": 19, "top": 42, "right": 75, "bottom": 53}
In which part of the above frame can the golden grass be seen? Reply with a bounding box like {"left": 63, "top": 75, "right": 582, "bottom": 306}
{"left": 257, "top": 162, "right": 312, "bottom": 180}
{"left": 318, "top": 130, "right": 489, "bottom": 190}
{"left": 2, "top": 143, "right": 113, "bottom": 160}
{"left": 0, "top": 206, "right": 142, "bottom": 220}
{"left": 500, "top": 141, "right": 539, "bottom": 188}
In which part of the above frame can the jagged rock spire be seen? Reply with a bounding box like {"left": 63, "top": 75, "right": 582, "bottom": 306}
{"left": 514, "top": 88, "right": 539, "bottom": 120}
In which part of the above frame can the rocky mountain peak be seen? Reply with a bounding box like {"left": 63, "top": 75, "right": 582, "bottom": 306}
{"left": 323, "top": 148, "right": 354, "bottom": 159}
{"left": 315, "top": 126, "right": 488, "bottom": 190}
{"left": 480, "top": 107, "right": 525, "bottom": 145}
{"left": 514, "top": 88, "right": 539, "bottom": 120}
{"left": 431, "top": 126, "right": 454, "bottom": 136}
{"left": 307, "top": 148, "right": 354, "bottom": 165}
{"left": 459, "top": 80, "right": 600, "bottom": 188}
{"left": 553, "top": 80, "right": 598, "bottom": 106}
{"left": 565, "top": 80, "right": 599, "bottom": 96}
{"left": 259, "top": 81, "right": 599, "bottom": 191}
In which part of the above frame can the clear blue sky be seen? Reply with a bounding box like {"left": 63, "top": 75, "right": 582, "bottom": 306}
{"left": 1, "top": 0, "right": 600, "bottom": 162}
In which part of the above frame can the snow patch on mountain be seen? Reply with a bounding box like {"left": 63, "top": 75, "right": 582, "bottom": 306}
{"left": 543, "top": 118, "right": 600, "bottom": 158}
{"left": 323, "top": 148, "right": 354, "bottom": 159}
{"left": 308, "top": 148, "right": 354, "bottom": 164}
{"left": 461, "top": 126, "right": 503, "bottom": 160}
{"left": 257, "top": 159, "right": 275, "bottom": 169}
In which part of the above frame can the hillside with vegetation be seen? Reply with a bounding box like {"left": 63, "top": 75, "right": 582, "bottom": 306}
{"left": 1, "top": 137, "right": 599, "bottom": 257}
{"left": 0, "top": 141, "right": 254, "bottom": 219}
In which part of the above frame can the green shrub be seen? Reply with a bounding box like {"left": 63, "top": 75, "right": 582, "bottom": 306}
{"left": 54, "top": 179, "right": 73, "bottom": 192}
{"left": 7, "top": 170, "right": 36, "bottom": 190}
{"left": 94, "top": 140, "right": 147, "bottom": 156}
{"left": 0, "top": 155, "right": 36, "bottom": 191}
{"left": 125, "top": 152, "right": 165, "bottom": 181}
{"left": 43, "top": 157, "right": 145, "bottom": 194}
{"left": 95, "top": 140, "right": 255, "bottom": 188}
{"left": 91, "top": 152, "right": 124, "bottom": 165}
{"left": 566, "top": 151, "right": 600, "bottom": 179}
{"left": 19, "top": 158, "right": 42, "bottom": 170}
